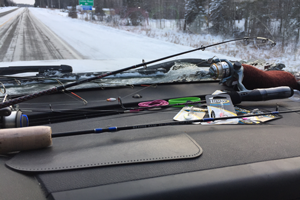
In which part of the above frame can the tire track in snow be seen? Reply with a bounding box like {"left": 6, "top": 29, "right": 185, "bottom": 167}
{"left": 0, "top": 8, "right": 82, "bottom": 62}
{"left": 0, "top": 11, "right": 22, "bottom": 61}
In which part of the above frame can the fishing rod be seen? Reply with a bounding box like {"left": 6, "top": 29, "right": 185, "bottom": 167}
{"left": 0, "top": 106, "right": 296, "bottom": 154}
{"left": 18, "top": 85, "right": 292, "bottom": 126}
{"left": 0, "top": 37, "right": 275, "bottom": 109}
{"left": 8, "top": 81, "right": 291, "bottom": 115}
{"left": 22, "top": 99, "right": 206, "bottom": 114}
{"left": 51, "top": 108, "right": 296, "bottom": 138}
{"left": 24, "top": 99, "right": 207, "bottom": 126}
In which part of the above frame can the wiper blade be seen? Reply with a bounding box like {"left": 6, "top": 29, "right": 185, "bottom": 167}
{"left": 0, "top": 65, "right": 72, "bottom": 75}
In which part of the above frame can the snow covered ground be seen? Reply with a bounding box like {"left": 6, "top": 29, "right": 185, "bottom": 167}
{"left": 0, "top": 7, "right": 298, "bottom": 73}
{"left": 0, "top": 7, "right": 239, "bottom": 73}
{"left": 0, "top": 7, "right": 18, "bottom": 13}
{"left": 25, "top": 8, "right": 300, "bottom": 72}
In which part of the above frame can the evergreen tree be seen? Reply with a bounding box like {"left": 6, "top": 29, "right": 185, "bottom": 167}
{"left": 124, "top": 0, "right": 143, "bottom": 26}
{"left": 184, "top": 0, "right": 206, "bottom": 24}
{"left": 209, "top": 0, "right": 232, "bottom": 35}
{"left": 184, "top": 0, "right": 206, "bottom": 31}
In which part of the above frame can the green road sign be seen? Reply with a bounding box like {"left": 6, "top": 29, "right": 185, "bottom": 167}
{"left": 79, "top": 0, "right": 94, "bottom": 6}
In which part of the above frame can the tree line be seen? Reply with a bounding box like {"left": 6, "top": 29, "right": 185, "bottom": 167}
{"left": 33, "top": 0, "right": 300, "bottom": 51}
{"left": 0, "top": 0, "right": 17, "bottom": 6}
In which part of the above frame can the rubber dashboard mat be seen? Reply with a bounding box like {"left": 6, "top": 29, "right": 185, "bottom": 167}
{"left": 6, "top": 133, "right": 202, "bottom": 172}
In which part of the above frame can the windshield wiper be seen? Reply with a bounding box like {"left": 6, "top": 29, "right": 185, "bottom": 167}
{"left": 0, "top": 65, "right": 72, "bottom": 75}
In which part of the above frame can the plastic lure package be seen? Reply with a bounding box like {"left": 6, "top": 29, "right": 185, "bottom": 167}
{"left": 202, "top": 94, "right": 239, "bottom": 125}
{"left": 173, "top": 106, "right": 206, "bottom": 124}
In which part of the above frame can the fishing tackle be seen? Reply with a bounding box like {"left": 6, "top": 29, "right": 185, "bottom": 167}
{"left": 0, "top": 89, "right": 28, "bottom": 128}
{"left": 0, "top": 106, "right": 296, "bottom": 154}
{"left": 209, "top": 59, "right": 247, "bottom": 91}
{"left": 24, "top": 86, "right": 293, "bottom": 126}
{"left": 0, "top": 37, "right": 274, "bottom": 109}
{"left": 106, "top": 98, "right": 117, "bottom": 102}
{"left": 138, "top": 100, "right": 169, "bottom": 108}
{"left": 117, "top": 96, "right": 205, "bottom": 111}
{"left": 0, "top": 126, "right": 52, "bottom": 154}
{"left": 209, "top": 58, "right": 299, "bottom": 91}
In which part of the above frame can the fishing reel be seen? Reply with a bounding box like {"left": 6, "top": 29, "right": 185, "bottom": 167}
{"left": 208, "top": 58, "right": 248, "bottom": 91}
{"left": 0, "top": 94, "right": 28, "bottom": 129}
{"left": 0, "top": 106, "right": 29, "bottom": 128}
{"left": 208, "top": 58, "right": 294, "bottom": 103}
{"left": 0, "top": 83, "right": 29, "bottom": 129}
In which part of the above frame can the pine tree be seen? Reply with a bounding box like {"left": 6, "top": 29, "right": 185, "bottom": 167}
{"left": 209, "top": 0, "right": 232, "bottom": 35}
{"left": 184, "top": 0, "right": 207, "bottom": 31}
{"left": 124, "top": 0, "right": 144, "bottom": 26}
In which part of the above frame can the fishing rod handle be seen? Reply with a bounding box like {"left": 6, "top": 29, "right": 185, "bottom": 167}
{"left": 0, "top": 87, "right": 58, "bottom": 109}
{"left": 0, "top": 126, "right": 52, "bottom": 154}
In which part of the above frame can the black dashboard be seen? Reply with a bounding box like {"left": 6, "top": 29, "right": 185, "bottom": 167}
{"left": 1, "top": 81, "right": 300, "bottom": 200}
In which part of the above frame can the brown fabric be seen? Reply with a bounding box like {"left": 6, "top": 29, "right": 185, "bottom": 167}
{"left": 242, "top": 64, "right": 299, "bottom": 90}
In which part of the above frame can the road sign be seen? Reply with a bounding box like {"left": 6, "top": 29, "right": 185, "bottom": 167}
{"left": 79, "top": 0, "right": 93, "bottom": 6}
{"left": 82, "top": 5, "right": 92, "bottom": 10}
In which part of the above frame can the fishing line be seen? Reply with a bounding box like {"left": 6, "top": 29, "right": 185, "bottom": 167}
{"left": 120, "top": 84, "right": 155, "bottom": 99}
{"left": 138, "top": 99, "right": 169, "bottom": 107}
{"left": 18, "top": 98, "right": 108, "bottom": 106}
{"left": 21, "top": 99, "right": 206, "bottom": 118}
{"left": 67, "top": 107, "right": 181, "bottom": 123}
{"left": 18, "top": 83, "right": 157, "bottom": 108}
{"left": 27, "top": 105, "right": 182, "bottom": 126}
{"left": 62, "top": 90, "right": 88, "bottom": 105}
{"left": 56, "top": 79, "right": 88, "bottom": 105}
{"left": 20, "top": 101, "right": 192, "bottom": 114}
{"left": 0, "top": 82, "right": 6, "bottom": 94}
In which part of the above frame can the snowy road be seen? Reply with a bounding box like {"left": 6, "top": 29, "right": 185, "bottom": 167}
{"left": 0, "top": 8, "right": 82, "bottom": 62}
{"left": 0, "top": 8, "right": 238, "bottom": 73}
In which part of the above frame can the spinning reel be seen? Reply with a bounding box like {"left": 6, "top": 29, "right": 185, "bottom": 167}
{"left": 208, "top": 58, "right": 248, "bottom": 92}
{"left": 208, "top": 58, "right": 295, "bottom": 103}
{"left": 0, "top": 87, "right": 29, "bottom": 129}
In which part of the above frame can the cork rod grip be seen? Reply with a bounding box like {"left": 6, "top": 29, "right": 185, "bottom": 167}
{"left": 0, "top": 126, "right": 52, "bottom": 154}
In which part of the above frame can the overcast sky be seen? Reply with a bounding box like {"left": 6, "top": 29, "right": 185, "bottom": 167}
{"left": 14, "top": 0, "right": 35, "bottom": 4}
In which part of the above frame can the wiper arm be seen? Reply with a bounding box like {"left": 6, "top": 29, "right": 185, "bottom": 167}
{"left": 0, "top": 65, "right": 72, "bottom": 75}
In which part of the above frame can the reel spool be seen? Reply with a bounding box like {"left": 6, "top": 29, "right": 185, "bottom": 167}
{"left": 0, "top": 86, "right": 29, "bottom": 128}
{"left": 208, "top": 59, "right": 248, "bottom": 91}
{"left": 209, "top": 62, "right": 231, "bottom": 80}
{"left": 0, "top": 108, "right": 29, "bottom": 128}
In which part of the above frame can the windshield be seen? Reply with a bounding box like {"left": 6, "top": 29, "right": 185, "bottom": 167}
{"left": 0, "top": 0, "right": 299, "bottom": 95}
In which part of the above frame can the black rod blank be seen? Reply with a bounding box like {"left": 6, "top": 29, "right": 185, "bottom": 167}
{"left": 51, "top": 108, "right": 300, "bottom": 138}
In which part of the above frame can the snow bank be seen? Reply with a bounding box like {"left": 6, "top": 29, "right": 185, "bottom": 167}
{"left": 0, "top": 7, "right": 19, "bottom": 13}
